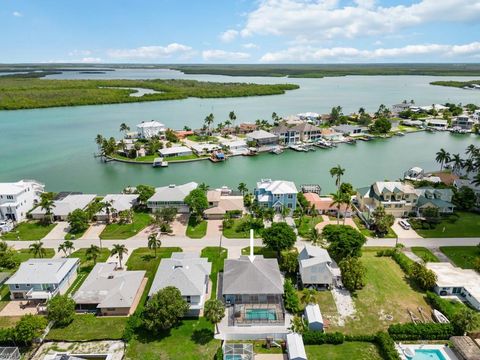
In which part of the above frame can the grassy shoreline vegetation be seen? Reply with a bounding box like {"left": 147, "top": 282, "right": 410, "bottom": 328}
{"left": 430, "top": 80, "right": 480, "bottom": 88}
{"left": 0, "top": 77, "right": 299, "bottom": 110}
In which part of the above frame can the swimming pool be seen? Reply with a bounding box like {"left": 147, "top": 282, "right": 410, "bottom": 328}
{"left": 224, "top": 355, "right": 243, "bottom": 360}
{"left": 245, "top": 308, "right": 277, "bottom": 321}
{"left": 408, "top": 349, "right": 447, "bottom": 360}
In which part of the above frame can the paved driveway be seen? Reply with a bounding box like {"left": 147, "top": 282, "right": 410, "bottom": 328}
{"left": 392, "top": 219, "right": 422, "bottom": 239}
{"left": 80, "top": 223, "right": 106, "bottom": 240}
{"left": 171, "top": 214, "right": 188, "bottom": 236}
{"left": 42, "top": 222, "right": 69, "bottom": 240}
{"left": 206, "top": 220, "right": 222, "bottom": 240}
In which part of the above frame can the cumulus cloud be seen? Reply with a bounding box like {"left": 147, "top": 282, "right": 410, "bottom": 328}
{"left": 80, "top": 57, "right": 102, "bottom": 63}
{"left": 12, "top": 11, "right": 22, "bottom": 17}
{"left": 259, "top": 42, "right": 480, "bottom": 62}
{"left": 202, "top": 49, "right": 251, "bottom": 61}
{"left": 107, "top": 43, "right": 193, "bottom": 60}
{"left": 220, "top": 29, "right": 239, "bottom": 43}
{"left": 239, "top": 0, "right": 480, "bottom": 41}
{"left": 69, "top": 49, "right": 92, "bottom": 57}
{"left": 243, "top": 43, "right": 260, "bottom": 49}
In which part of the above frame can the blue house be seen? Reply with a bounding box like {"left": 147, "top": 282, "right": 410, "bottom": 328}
{"left": 5, "top": 258, "right": 79, "bottom": 301}
{"left": 254, "top": 179, "right": 298, "bottom": 213}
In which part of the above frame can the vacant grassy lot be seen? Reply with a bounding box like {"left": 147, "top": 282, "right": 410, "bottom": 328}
{"left": 126, "top": 318, "right": 220, "bottom": 360}
{"left": 329, "top": 250, "right": 432, "bottom": 335}
{"left": 305, "top": 342, "right": 382, "bottom": 360}
{"left": 46, "top": 314, "right": 127, "bottom": 341}
{"left": 413, "top": 212, "right": 480, "bottom": 238}
{"left": 1, "top": 221, "right": 55, "bottom": 240}
{"left": 222, "top": 217, "right": 262, "bottom": 238}
{"left": 295, "top": 215, "right": 323, "bottom": 237}
{"left": 186, "top": 218, "right": 207, "bottom": 239}
{"left": 411, "top": 247, "right": 439, "bottom": 262}
{"left": 440, "top": 246, "right": 480, "bottom": 269}
{"left": 100, "top": 212, "right": 152, "bottom": 239}
{"left": 67, "top": 248, "right": 110, "bottom": 294}
{"left": 14, "top": 248, "right": 55, "bottom": 262}
{"left": 241, "top": 246, "right": 277, "bottom": 259}
{"left": 200, "top": 247, "right": 227, "bottom": 299}
{"left": 297, "top": 289, "right": 338, "bottom": 315}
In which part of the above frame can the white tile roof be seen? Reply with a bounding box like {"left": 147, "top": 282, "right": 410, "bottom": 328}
{"left": 246, "top": 130, "right": 277, "bottom": 140}
{"left": 96, "top": 194, "right": 138, "bottom": 216}
{"left": 159, "top": 146, "right": 192, "bottom": 156}
{"left": 287, "top": 333, "right": 307, "bottom": 360}
{"left": 148, "top": 182, "right": 198, "bottom": 203}
{"left": 426, "top": 262, "right": 480, "bottom": 301}
{"left": 0, "top": 180, "right": 43, "bottom": 195}
{"left": 136, "top": 120, "right": 165, "bottom": 128}
{"left": 31, "top": 194, "right": 97, "bottom": 217}
{"left": 256, "top": 179, "right": 298, "bottom": 195}
{"left": 6, "top": 258, "right": 79, "bottom": 285}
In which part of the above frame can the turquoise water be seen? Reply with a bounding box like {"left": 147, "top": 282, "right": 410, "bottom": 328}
{"left": 224, "top": 355, "right": 242, "bottom": 360}
{"left": 1, "top": 71, "right": 480, "bottom": 193}
{"left": 409, "top": 349, "right": 447, "bottom": 360}
{"left": 245, "top": 308, "right": 277, "bottom": 321}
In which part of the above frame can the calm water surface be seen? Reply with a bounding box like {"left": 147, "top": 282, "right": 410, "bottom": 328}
{"left": 1, "top": 70, "right": 479, "bottom": 193}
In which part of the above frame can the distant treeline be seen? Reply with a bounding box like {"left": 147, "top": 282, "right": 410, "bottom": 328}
{"left": 430, "top": 80, "right": 480, "bottom": 88}
{"left": 0, "top": 78, "right": 299, "bottom": 110}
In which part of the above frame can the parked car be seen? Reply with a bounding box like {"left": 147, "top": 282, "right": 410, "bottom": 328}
{"left": 399, "top": 219, "right": 411, "bottom": 230}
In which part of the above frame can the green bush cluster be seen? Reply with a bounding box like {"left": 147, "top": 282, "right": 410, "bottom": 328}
{"left": 302, "top": 331, "right": 345, "bottom": 345}
{"left": 388, "top": 323, "right": 455, "bottom": 340}
{"left": 425, "top": 291, "right": 464, "bottom": 321}
{"left": 375, "top": 332, "right": 401, "bottom": 360}
{"left": 283, "top": 279, "right": 300, "bottom": 314}
{"left": 0, "top": 315, "right": 47, "bottom": 345}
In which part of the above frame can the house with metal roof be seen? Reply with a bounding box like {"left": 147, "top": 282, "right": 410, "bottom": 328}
{"left": 190, "top": 143, "right": 220, "bottom": 156}
{"left": 6, "top": 258, "right": 79, "bottom": 300}
{"left": 304, "top": 303, "right": 324, "bottom": 331}
{"left": 149, "top": 252, "right": 211, "bottom": 316}
{"left": 286, "top": 333, "right": 307, "bottom": 360}
{"left": 298, "top": 246, "right": 337, "bottom": 289}
{"left": 95, "top": 194, "right": 138, "bottom": 222}
{"left": 254, "top": 179, "right": 298, "bottom": 213}
{"left": 30, "top": 194, "right": 97, "bottom": 221}
{"left": 73, "top": 263, "right": 146, "bottom": 316}
{"left": 332, "top": 124, "right": 365, "bottom": 135}
{"left": 158, "top": 146, "right": 193, "bottom": 158}
{"left": 147, "top": 182, "right": 198, "bottom": 213}
{"left": 245, "top": 130, "right": 279, "bottom": 146}
{"left": 222, "top": 255, "right": 285, "bottom": 326}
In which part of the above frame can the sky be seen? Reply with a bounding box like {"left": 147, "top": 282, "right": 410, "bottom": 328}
{"left": 2, "top": 0, "right": 480, "bottom": 63}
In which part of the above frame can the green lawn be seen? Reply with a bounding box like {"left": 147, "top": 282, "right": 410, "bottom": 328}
{"left": 115, "top": 153, "right": 206, "bottom": 162}
{"left": 241, "top": 246, "right": 277, "bottom": 258}
{"left": 14, "top": 248, "right": 55, "bottom": 262}
{"left": 306, "top": 342, "right": 382, "bottom": 360}
{"left": 0, "top": 316, "right": 22, "bottom": 329}
{"left": 328, "top": 250, "right": 432, "bottom": 335}
{"left": 126, "top": 318, "right": 220, "bottom": 360}
{"left": 352, "top": 216, "right": 396, "bottom": 238}
{"left": 297, "top": 289, "right": 338, "bottom": 315}
{"left": 186, "top": 135, "right": 218, "bottom": 142}
{"left": 66, "top": 248, "right": 110, "bottom": 294}
{"left": 222, "top": 217, "right": 262, "bottom": 238}
{"left": 64, "top": 228, "right": 87, "bottom": 240}
{"left": 100, "top": 212, "right": 152, "bottom": 239}
{"left": 413, "top": 211, "right": 480, "bottom": 238}
{"left": 440, "top": 246, "right": 480, "bottom": 269}
{"left": 0, "top": 221, "right": 55, "bottom": 240}
{"left": 186, "top": 218, "right": 207, "bottom": 239}
{"left": 200, "top": 247, "right": 228, "bottom": 299}
{"left": 295, "top": 215, "right": 323, "bottom": 237}
{"left": 46, "top": 314, "right": 127, "bottom": 341}
{"left": 411, "top": 247, "right": 439, "bottom": 262}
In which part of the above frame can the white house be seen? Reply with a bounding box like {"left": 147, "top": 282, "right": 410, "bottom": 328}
{"left": 190, "top": 143, "right": 220, "bottom": 156}
{"left": 0, "top": 180, "right": 44, "bottom": 223}
{"left": 147, "top": 182, "right": 198, "bottom": 213}
{"left": 95, "top": 194, "right": 138, "bottom": 222}
{"left": 304, "top": 303, "right": 324, "bottom": 331}
{"left": 286, "top": 333, "right": 307, "bottom": 360}
{"left": 159, "top": 146, "right": 193, "bottom": 158}
{"left": 427, "top": 119, "right": 448, "bottom": 129}
{"left": 149, "top": 252, "right": 211, "bottom": 316}
{"left": 219, "top": 139, "right": 247, "bottom": 155}
{"left": 298, "top": 246, "right": 336, "bottom": 289}
{"left": 136, "top": 121, "right": 166, "bottom": 139}
{"left": 30, "top": 194, "right": 97, "bottom": 221}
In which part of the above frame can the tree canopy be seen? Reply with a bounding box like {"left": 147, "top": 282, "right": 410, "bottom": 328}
{"left": 323, "top": 225, "right": 366, "bottom": 261}
{"left": 262, "top": 222, "right": 296, "bottom": 255}
{"left": 47, "top": 294, "right": 76, "bottom": 327}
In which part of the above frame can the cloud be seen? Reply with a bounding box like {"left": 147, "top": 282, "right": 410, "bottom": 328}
{"left": 259, "top": 42, "right": 480, "bottom": 62}
{"left": 69, "top": 49, "right": 92, "bottom": 57}
{"left": 12, "top": 11, "right": 22, "bottom": 17}
{"left": 243, "top": 43, "right": 260, "bottom": 49}
{"left": 220, "top": 29, "right": 239, "bottom": 43}
{"left": 202, "top": 49, "right": 251, "bottom": 61}
{"left": 238, "top": 0, "right": 480, "bottom": 41}
{"left": 80, "top": 57, "right": 102, "bottom": 63}
{"left": 107, "top": 43, "right": 193, "bottom": 59}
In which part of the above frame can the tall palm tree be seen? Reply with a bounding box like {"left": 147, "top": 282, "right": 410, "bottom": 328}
{"left": 119, "top": 123, "right": 130, "bottom": 137}
{"left": 29, "top": 241, "right": 46, "bottom": 258}
{"left": 229, "top": 111, "right": 237, "bottom": 133}
{"left": 204, "top": 298, "right": 225, "bottom": 334}
{"left": 466, "top": 144, "right": 478, "bottom": 159}
{"left": 86, "top": 244, "right": 101, "bottom": 264}
{"left": 148, "top": 233, "right": 162, "bottom": 257}
{"left": 204, "top": 113, "right": 214, "bottom": 135}
{"left": 95, "top": 134, "right": 104, "bottom": 151}
{"left": 111, "top": 244, "right": 128, "bottom": 269}
{"left": 331, "top": 192, "right": 346, "bottom": 225}
{"left": 462, "top": 158, "right": 475, "bottom": 174}
{"left": 300, "top": 288, "right": 317, "bottom": 305}
{"left": 435, "top": 148, "right": 450, "bottom": 171}
{"left": 450, "top": 153, "right": 463, "bottom": 175}
{"left": 199, "top": 183, "right": 210, "bottom": 192}
{"left": 238, "top": 182, "right": 248, "bottom": 195}
{"left": 58, "top": 243, "right": 67, "bottom": 257}
{"left": 329, "top": 165, "right": 345, "bottom": 192}
{"left": 63, "top": 240, "right": 75, "bottom": 256}
{"left": 307, "top": 227, "right": 322, "bottom": 245}
{"left": 40, "top": 197, "right": 55, "bottom": 225}
{"left": 472, "top": 172, "right": 480, "bottom": 187}
{"left": 100, "top": 200, "right": 115, "bottom": 224}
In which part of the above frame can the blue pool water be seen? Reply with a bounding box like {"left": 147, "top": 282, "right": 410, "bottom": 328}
{"left": 409, "top": 349, "right": 447, "bottom": 360}
{"left": 245, "top": 308, "right": 277, "bottom": 321}
{"left": 225, "top": 355, "right": 242, "bottom": 360}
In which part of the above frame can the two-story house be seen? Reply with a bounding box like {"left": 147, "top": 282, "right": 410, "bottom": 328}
{"left": 298, "top": 246, "right": 337, "bottom": 290}
{"left": 147, "top": 182, "right": 198, "bottom": 213}
{"left": 254, "top": 179, "right": 298, "bottom": 213}
{"left": 136, "top": 120, "right": 166, "bottom": 139}
{"left": 272, "top": 122, "right": 321, "bottom": 145}
{"left": 0, "top": 180, "right": 44, "bottom": 223}
{"left": 452, "top": 115, "right": 476, "bottom": 130}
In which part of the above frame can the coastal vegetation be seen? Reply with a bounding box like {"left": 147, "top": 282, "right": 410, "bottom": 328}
{"left": 0, "top": 77, "right": 299, "bottom": 110}
{"left": 430, "top": 80, "right": 480, "bottom": 88}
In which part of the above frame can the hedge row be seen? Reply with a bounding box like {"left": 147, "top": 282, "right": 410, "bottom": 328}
{"left": 375, "top": 332, "right": 401, "bottom": 360}
{"left": 388, "top": 322, "right": 456, "bottom": 340}
{"left": 302, "top": 331, "right": 345, "bottom": 345}
{"left": 426, "top": 291, "right": 460, "bottom": 320}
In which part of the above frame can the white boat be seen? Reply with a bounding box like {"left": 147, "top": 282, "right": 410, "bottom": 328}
{"left": 270, "top": 146, "right": 284, "bottom": 154}
{"left": 289, "top": 144, "right": 308, "bottom": 152}
{"left": 403, "top": 348, "right": 415, "bottom": 358}
{"left": 432, "top": 309, "right": 450, "bottom": 324}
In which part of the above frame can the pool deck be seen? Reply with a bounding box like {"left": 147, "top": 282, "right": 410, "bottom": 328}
{"left": 396, "top": 344, "right": 459, "bottom": 360}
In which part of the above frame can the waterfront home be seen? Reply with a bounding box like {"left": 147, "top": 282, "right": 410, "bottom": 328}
{"left": 219, "top": 139, "right": 247, "bottom": 155}
{"left": 298, "top": 245, "right": 336, "bottom": 290}
{"left": 204, "top": 190, "right": 245, "bottom": 220}
{"left": 303, "top": 192, "right": 351, "bottom": 217}
{"left": 402, "top": 119, "right": 424, "bottom": 127}
{"left": 6, "top": 258, "right": 79, "bottom": 300}
{"left": 238, "top": 123, "right": 258, "bottom": 134}
{"left": 190, "top": 143, "right": 220, "bottom": 156}
{"left": 414, "top": 187, "right": 455, "bottom": 215}
{"left": 0, "top": 180, "right": 44, "bottom": 223}
{"left": 254, "top": 179, "right": 297, "bottom": 213}
{"left": 404, "top": 166, "right": 425, "bottom": 181}
{"left": 149, "top": 252, "right": 211, "bottom": 316}
{"left": 147, "top": 182, "right": 198, "bottom": 213}
{"left": 136, "top": 120, "right": 166, "bottom": 139}
{"left": 272, "top": 122, "right": 322, "bottom": 145}
{"left": 222, "top": 255, "right": 285, "bottom": 326}
{"left": 73, "top": 263, "right": 145, "bottom": 316}
{"left": 158, "top": 146, "right": 193, "bottom": 158}
{"left": 320, "top": 128, "right": 343, "bottom": 141}
{"left": 30, "top": 194, "right": 97, "bottom": 221}
{"left": 174, "top": 130, "right": 194, "bottom": 139}
{"left": 391, "top": 103, "right": 413, "bottom": 115}
{"left": 286, "top": 333, "right": 307, "bottom": 360}
{"left": 426, "top": 119, "right": 448, "bottom": 129}
{"left": 420, "top": 104, "right": 448, "bottom": 112}
{"left": 297, "top": 112, "right": 321, "bottom": 123}
{"left": 425, "top": 262, "right": 480, "bottom": 311}
{"left": 95, "top": 194, "right": 138, "bottom": 222}
{"left": 452, "top": 115, "right": 476, "bottom": 130}
{"left": 304, "top": 303, "right": 324, "bottom": 331}
{"left": 332, "top": 124, "right": 364, "bottom": 135}
{"left": 246, "top": 130, "right": 279, "bottom": 146}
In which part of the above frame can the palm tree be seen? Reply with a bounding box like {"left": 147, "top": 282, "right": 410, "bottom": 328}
{"left": 95, "top": 134, "right": 104, "bottom": 151}
{"left": 307, "top": 227, "right": 322, "bottom": 245}
{"left": 229, "top": 111, "right": 237, "bottom": 133}
{"left": 204, "top": 113, "right": 214, "bottom": 135}
{"left": 238, "top": 182, "right": 248, "bottom": 195}
{"left": 100, "top": 200, "right": 115, "bottom": 224}
{"left": 111, "top": 244, "right": 128, "bottom": 269}
{"left": 29, "top": 241, "right": 46, "bottom": 258}
{"left": 466, "top": 144, "right": 478, "bottom": 158}
{"left": 462, "top": 158, "right": 475, "bottom": 174}
{"left": 58, "top": 243, "right": 67, "bottom": 257}
{"left": 85, "top": 244, "right": 101, "bottom": 264}
{"left": 119, "top": 123, "right": 130, "bottom": 137}
{"left": 473, "top": 172, "right": 480, "bottom": 186}
{"left": 331, "top": 192, "right": 346, "bottom": 225}
{"left": 281, "top": 205, "right": 290, "bottom": 219}
{"left": 63, "top": 240, "right": 75, "bottom": 256}
{"left": 204, "top": 298, "right": 225, "bottom": 334}
{"left": 342, "top": 195, "right": 352, "bottom": 225}
{"left": 300, "top": 288, "right": 317, "bottom": 305}
{"left": 148, "top": 233, "right": 162, "bottom": 257}
{"left": 329, "top": 165, "right": 345, "bottom": 192}
{"left": 435, "top": 148, "right": 450, "bottom": 171}
{"left": 40, "top": 197, "right": 55, "bottom": 225}
{"left": 450, "top": 153, "right": 463, "bottom": 175}
{"left": 198, "top": 183, "right": 210, "bottom": 192}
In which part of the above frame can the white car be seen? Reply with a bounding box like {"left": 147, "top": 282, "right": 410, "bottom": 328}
{"left": 399, "top": 219, "right": 411, "bottom": 230}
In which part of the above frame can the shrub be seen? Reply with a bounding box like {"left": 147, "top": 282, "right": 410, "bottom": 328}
{"left": 375, "top": 332, "right": 400, "bottom": 360}
{"left": 302, "top": 331, "right": 345, "bottom": 345}
{"left": 283, "top": 278, "right": 300, "bottom": 314}
{"left": 426, "top": 291, "right": 458, "bottom": 320}
{"left": 47, "top": 295, "right": 76, "bottom": 327}
{"left": 344, "top": 334, "right": 376, "bottom": 342}
{"left": 388, "top": 323, "right": 455, "bottom": 340}
{"left": 214, "top": 346, "right": 223, "bottom": 360}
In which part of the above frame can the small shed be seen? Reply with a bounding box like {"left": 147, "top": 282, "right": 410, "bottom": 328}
{"left": 304, "top": 303, "right": 324, "bottom": 331}
{"left": 287, "top": 333, "right": 307, "bottom": 360}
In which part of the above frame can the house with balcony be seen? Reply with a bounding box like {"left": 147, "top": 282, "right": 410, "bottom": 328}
{"left": 5, "top": 258, "right": 79, "bottom": 301}
{"left": 298, "top": 246, "right": 338, "bottom": 290}
{"left": 452, "top": 115, "right": 476, "bottom": 130}
{"left": 222, "top": 255, "right": 285, "bottom": 326}
{"left": 136, "top": 120, "right": 166, "bottom": 139}
{"left": 147, "top": 182, "right": 198, "bottom": 213}
{"left": 0, "top": 180, "right": 44, "bottom": 223}
{"left": 254, "top": 179, "right": 297, "bottom": 213}
{"left": 272, "top": 122, "right": 322, "bottom": 145}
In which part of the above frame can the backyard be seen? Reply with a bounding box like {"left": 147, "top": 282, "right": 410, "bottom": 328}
{"left": 305, "top": 342, "right": 382, "bottom": 360}
{"left": 200, "top": 247, "right": 227, "bottom": 299}
{"left": 440, "top": 246, "right": 480, "bottom": 269}
{"left": 0, "top": 221, "right": 55, "bottom": 240}
{"left": 412, "top": 211, "right": 480, "bottom": 238}
{"left": 186, "top": 218, "right": 207, "bottom": 238}
{"left": 99, "top": 212, "right": 152, "bottom": 239}
{"left": 295, "top": 215, "right": 323, "bottom": 237}
{"left": 241, "top": 246, "right": 277, "bottom": 259}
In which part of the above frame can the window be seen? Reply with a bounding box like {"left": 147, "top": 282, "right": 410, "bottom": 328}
{"left": 287, "top": 194, "right": 293, "bottom": 199}
{"left": 186, "top": 296, "right": 191, "bottom": 304}
{"left": 15, "top": 285, "right": 19, "bottom": 289}
{"left": 288, "top": 204, "right": 292, "bottom": 209}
